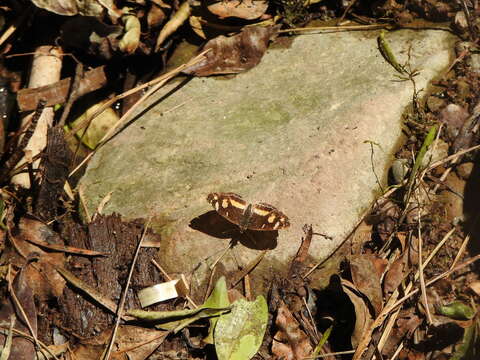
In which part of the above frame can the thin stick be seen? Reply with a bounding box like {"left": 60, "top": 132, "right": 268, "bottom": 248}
{"left": 428, "top": 143, "right": 480, "bottom": 170}
{"left": 304, "top": 349, "right": 355, "bottom": 358}
{"left": 378, "top": 228, "right": 454, "bottom": 351}
{"left": 279, "top": 24, "right": 388, "bottom": 33}
{"left": 450, "top": 233, "right": 470, "bottom": 271}
{"left": 338, "top": 0, "right": 358, "bottom": 24}
{"left": 0, "top": 8, "right": 30, "bottom": 47}
{"left": 417, "top": 211, "right": 432, "bottom": 324}
{"left": 102, "top": 218, "right": 150, "bottom": 360}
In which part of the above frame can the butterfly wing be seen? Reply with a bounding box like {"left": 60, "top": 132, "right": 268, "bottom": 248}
{"left": 247, "top": 202, "right": 290, "bottom": 231}
{"left": 207, "top": 192, "right": 247, "bottom": 227}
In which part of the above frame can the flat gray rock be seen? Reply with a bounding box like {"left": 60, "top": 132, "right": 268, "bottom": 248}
{"left": 81, "top": 29, "right": 455, "bottom": 293}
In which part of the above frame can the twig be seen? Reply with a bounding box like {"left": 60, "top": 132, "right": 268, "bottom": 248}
{"left": 450, "top": 233, "right": 471, "bottom": 271}
{"left": 338, "top": 0, "right": 358, "bottom": 24}
{"left": 459, "top": 0, "right": 477, "bottom": 41}
{"left": 0, "top": 7, "right": 31, "bottom": 47}
{"left": 278, "top": 24, "right": 387, "bottom": 34}
{"left": 58, "top": 62, "right": 83, "bottom": 127}
{"left": 417, "top": 211, "right": 432, "bottom": 324}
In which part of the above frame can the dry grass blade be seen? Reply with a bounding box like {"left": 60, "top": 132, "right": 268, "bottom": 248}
{"left": 0, "top": 315, "right": 15, "bottom": 360}
{"left": 417, "top": 213, "right": 432, "bottom": 324}
{"left": 450, "top": 233, "right": 471, "bottom": 271}
{"left": 377, "top": 227, "right": 454, "bottom": 352}
{"left": 0, "top": 326, "right": 60, "bottom": 360}
{"left": 353, "top": 253, "right": 480, "bottom": 359}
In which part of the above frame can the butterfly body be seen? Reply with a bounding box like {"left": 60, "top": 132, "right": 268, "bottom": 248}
{"left": 207, "top": 192, "right": 290, "bottom": 232}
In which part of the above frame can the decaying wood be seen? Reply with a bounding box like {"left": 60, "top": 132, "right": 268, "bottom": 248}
{"left": 34, "top": 126, "right": 71, "bottom": 221}
{"left": 57, "top": 214, "right": 163, "bottom": 338}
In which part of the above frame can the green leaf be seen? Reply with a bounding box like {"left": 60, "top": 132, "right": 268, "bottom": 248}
{"left": 204, "top": 277, "right": 230, "bottom": 344}
{"left": 451, "top": 319, "right": 479, "bottom": 360}
{"left": 403, "top": 124, "right": 437, "bottom": 205}
{"left": 215, "top": 296, "right": 268, "bottom": 360}
{"left": 437, "top": 301, "right": 476, "bottom": 320}
{"left": 377, "top": 30, "right": 405, "bottom": 74}
{"left": 128, "top": 277, "right": 231, "bottom": 334}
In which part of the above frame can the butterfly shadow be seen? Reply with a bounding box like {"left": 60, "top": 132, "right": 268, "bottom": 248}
{"left": 189, "top": 211, "right": 278, "bottom": 250}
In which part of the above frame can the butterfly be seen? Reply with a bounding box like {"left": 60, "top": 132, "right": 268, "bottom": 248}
{"left": 207, "top": 192, "right": 290, "bottom": 232}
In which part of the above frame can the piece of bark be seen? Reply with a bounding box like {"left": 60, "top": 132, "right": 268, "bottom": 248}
{"left": 57, "top": 214, "right": 163, "bottom": 337}
{"left": 34, "top": 126, "right": 71, "bottom": 221}
{"left": 17, "top": 66, "right": 107, "bottom": 112}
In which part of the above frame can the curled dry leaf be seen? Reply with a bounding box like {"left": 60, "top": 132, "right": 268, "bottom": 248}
{"left": 207, "top": 0, "right": 268, "bottom": 20}
{"left": 119, "top": 11, "right": 141, "bottom": 54}
{"left": 341, "top": 279, "right": 374, "bottom": 348}
{"left": 155, "top": 0, "right": 191, "bottom": 51}
{"left": 272, "top": 302, "right": 312, "bottom": 360}
{"left": 350, "top": 254, "right": 386, "bottom": 316}
{"left": 184, "top": 25, "right": 280, "bottom": 76}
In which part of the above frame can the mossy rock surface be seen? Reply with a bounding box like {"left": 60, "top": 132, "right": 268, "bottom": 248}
{"left": 80, "top": 29, "right": 455, "bottom": 295}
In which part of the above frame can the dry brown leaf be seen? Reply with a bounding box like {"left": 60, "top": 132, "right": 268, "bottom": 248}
{"left": 69, "top": 325, "right": 167, "bottom": 360}
{"left": 184, "top": 25, "right": 279, "bottom": 76}
{"left": 17, "top": 66, "right": 107, "bottom": 111}
{"left": 468, "top": 280, "right": 480, "bottom": 296}
{"left": 207, "top": 0, "right": 268, "bottom": 20}
{"left": 272, "top": 302, "right": 312, "bottom": 359}
{"left": 0, "top": 266, "right": 37, "bottom": 360}
{"left": 383, "top": 251, "right": 409, "bottom": 295}
{"left": 350, "top": 254, "right": 385, "bottom": 316}
{"left": 341, "top": 279, "right": 374, "bottom": 348}
{"left": 350, "top": 221, "right": 372, "bottom": 255}
{"left": 189, "top": 15, "right": 207, "bottom": 39}
{"left": 13, "top": 218, "right": 67, "bottom": 300}
{"left": 147, "top": 4, "right": 167, "bottom": 29}
{"left": 19, "top": 217, "right": 106, "bottom": 256}
{"left": 155, "top": 0, "right": 191, "bottom": 51}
